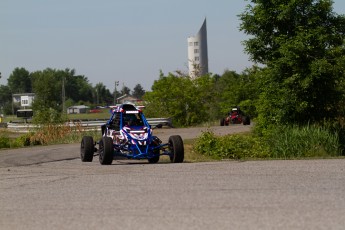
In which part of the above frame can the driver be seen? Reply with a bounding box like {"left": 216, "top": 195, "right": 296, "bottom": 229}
{"left": 124, "top": 114, "right": 139, "bottom": 126}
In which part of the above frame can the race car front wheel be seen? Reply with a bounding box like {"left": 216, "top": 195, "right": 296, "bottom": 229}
{"left": 99, "top": 137, "right": 113, "bottom": 165}
{"left": 81, "top": 136, "right": 94, "bottom": 162}
{"left": 148, "top": 141, "right": 160, "bottom": 164}
{"left": 169, "top": 135, "right": 184, "bottom": 163}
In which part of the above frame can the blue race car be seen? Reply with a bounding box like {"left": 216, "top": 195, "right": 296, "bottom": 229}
{"left": 80, "top": 104, "right": 184, "bottom": 165}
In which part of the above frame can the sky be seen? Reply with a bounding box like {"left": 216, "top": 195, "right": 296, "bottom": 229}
{"left": 1, "top": 0, "right": 345, "bottom": 92}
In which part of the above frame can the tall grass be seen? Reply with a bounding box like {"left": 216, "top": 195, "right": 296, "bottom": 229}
{"left": 30, "top": 124, "right": 100, "bottom": 145}
{"left": 0, "top": 125, "right": 100, "bottom": 150}
{"left": 194, "top": 124, "right": 341, "bottom": 160}
{"left": 268, "top": 125, "right": 340, "bottom": 159}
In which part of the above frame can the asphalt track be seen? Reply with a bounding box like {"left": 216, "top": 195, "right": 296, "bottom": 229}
{"left": 1, "top": 125, "right": 345, "bottom": 230}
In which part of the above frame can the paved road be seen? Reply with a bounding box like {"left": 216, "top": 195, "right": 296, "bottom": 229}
{"left": 1, "top": 125, "right": 345, "bottom": 230}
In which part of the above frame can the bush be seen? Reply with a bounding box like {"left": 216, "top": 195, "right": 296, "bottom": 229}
{"left": 0, "top": 135, "right": 10, "bottom": 149}
{"left": 10, "top": 136, "right": 26, "bottom": 148}
{"left": 0, "top": 132, "right": 41, "bottom": 149}
{"left": 10, "top": 133, "right": 38, "bottom": 148}
{"left": 193, "top": 131, "right": 220, "bottom": 158}
{"left": 194, "top": 131, "right": 269, "bottom": 160}
{"left": 32, "top": 108, "right": 65, "bottom": 125}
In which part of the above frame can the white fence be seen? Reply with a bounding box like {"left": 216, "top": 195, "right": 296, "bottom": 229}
{"left": 6, "top": 118, "right": 173, "bottom": 133}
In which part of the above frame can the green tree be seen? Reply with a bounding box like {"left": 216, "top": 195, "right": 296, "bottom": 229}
{"left": 217, "top": 71, "right": 242, "bottom": 114}
{"left": 0, "top": 85, "right": 12, "bottom": 115}
{"left": 63, "top": 69, "right": 93, "bottom": 104}
{"left": 121, "top": 85, "right": 131, "bottom": 96}
{"left": 144, "top": 72, "right": 214, "bottom": 126}
{"left": 0, "top": 85, "right": 11, "bottom": 104}
{"left": 7, "top": 67, "right": 32, "bottom": 93}
{"left": 31, "top": 68, "right": 64, "bottom": 123}
{"left": 239, "top": 0, "right": 345, "bottom": 129}
{"left": 94, "top": 83, "right": 113, "bottom": 105}
{"left": 132, "top": 84, "right": 145, "bottom": 99}
{"left": 193, "top": 74, "right": 219, "bottom": 121}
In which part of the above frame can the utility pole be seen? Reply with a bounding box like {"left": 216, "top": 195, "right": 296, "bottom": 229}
{"left": 96, "top": 89, "right": 99, "bottom": 105}
{"left": 12, "top": 94, "right": 14, "bottom": 115}
{"left": 62, "top": 77, "right": 66, "bottom": 113}
{"left": 114, "top": 81, "right": 119, "bottom": 105}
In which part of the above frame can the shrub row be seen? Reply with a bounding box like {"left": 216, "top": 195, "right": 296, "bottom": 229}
{"left": 0, "top": 131, "right": 36, "bottom": 149}
{"left": 193, "top": 131, "right": 269, "bottom": 160}
{"left": 0, "top": 126, "right": 99, "bottom": 149}
{"left": 194, "top": 125, "right": 341, "bottom": 160}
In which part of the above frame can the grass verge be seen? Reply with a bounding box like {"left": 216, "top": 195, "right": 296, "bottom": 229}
{"left": 193, "top": 124, "right": 343, "bottom": 160}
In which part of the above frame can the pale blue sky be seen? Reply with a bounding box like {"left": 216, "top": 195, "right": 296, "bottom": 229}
{"left": 1, "top": 0, "right": 345, "bottom": 91}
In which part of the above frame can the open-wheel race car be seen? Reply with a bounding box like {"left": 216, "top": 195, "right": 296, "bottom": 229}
{"left": 80, "top": 104, "right": 184, "bottom": 165}
{"left": 220, "top": 107, "right": 250, "bottom": 126}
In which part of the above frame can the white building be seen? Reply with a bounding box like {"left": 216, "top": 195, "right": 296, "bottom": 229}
{"left": 12, "top": 93, "right": 35, "bottom": 108}
{"left": 67, "top": 105, "right": 90, "bottom": 114}
{"left": 187, "top": 18, "right": 209, "bottom": 78}
{"left": 117, "top": 94, "right": 141, "bottom": 105}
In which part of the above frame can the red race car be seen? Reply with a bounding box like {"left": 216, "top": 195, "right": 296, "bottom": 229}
{"left": 220, "top": 107, "right": 250, "bottom": 126}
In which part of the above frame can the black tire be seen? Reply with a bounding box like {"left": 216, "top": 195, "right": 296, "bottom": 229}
{"left": 243, "top": 116, "right": 251, "bottom": 125}
{"left": 148, "top": 138, "right": 161, "bottom": 164}
{"left": 148, "top": 142, "right": 160, "bottom": 164}
{"left": 220, "top": 118, "right": 225, "bottom": 126}
{"left": 99, "top": 137, "right": 113, "bottom": 165}
{"left": 81, "top": 136, "right": 94, "bottom": 162}
{"left": 169, "top": 135, "right": 184, "bottom": 163}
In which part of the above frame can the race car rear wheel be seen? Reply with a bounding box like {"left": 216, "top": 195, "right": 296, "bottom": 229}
{"left": 81, "top": 136, "right": 94, "bottom": 162}
{"left": 99, "top": 137, "right": 113, "bottom": 165}
{"left": 169, "top": 135, "right": 184, "bottom": 163}
{"left": 220, "top": 118, "right": 225, "bottom": 126}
